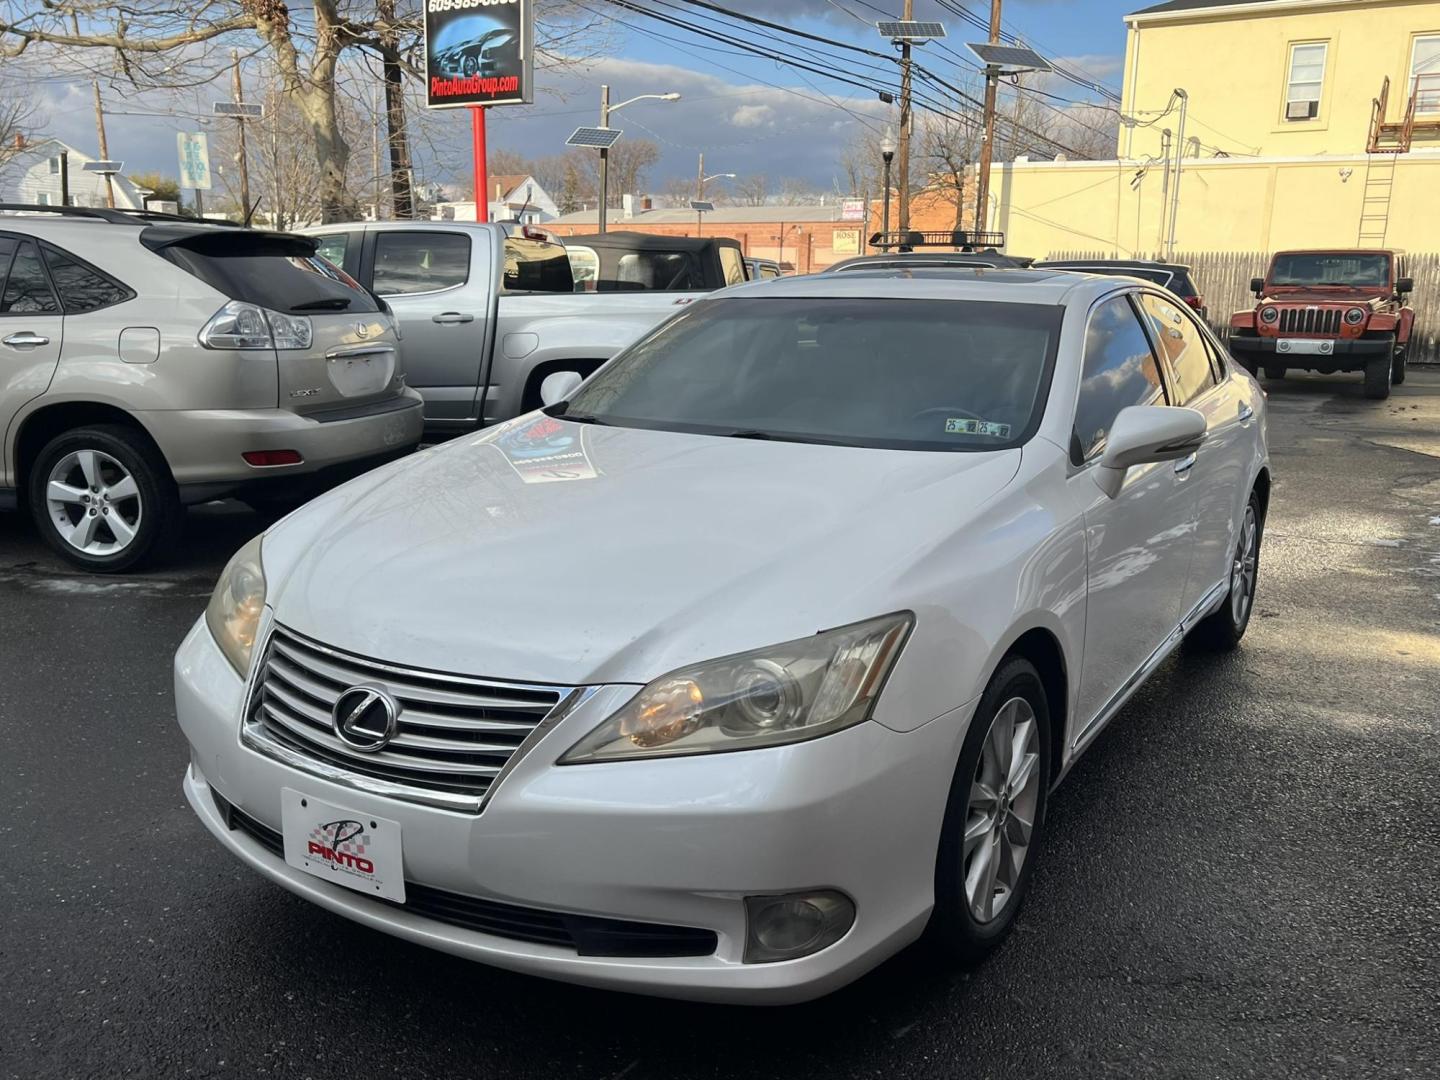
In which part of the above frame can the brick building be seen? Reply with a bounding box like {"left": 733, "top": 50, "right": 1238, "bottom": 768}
{"left": 545, "top": 204, "right": 869, "bottom": 273}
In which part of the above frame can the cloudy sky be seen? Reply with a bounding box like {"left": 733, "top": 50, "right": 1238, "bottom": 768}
{"left": 22, "top": 0, "right": 1140, "bottom": 198}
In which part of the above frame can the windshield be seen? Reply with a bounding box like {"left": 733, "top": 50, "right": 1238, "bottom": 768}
{"left": 1270, "top": 253, "right": 1390, "bottom": 288}
{"left": 559, "top": 297, "right": 1061, "bottom": 451}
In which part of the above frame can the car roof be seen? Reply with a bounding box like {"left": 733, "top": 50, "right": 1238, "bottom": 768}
{"left": 1037, "top": 258, "right": 1191, "bottom": 271}
{"left": 722, "top": 267, "right": 1120, "bottom": 304}
{"left": 827, "top": 251, "right": 1031, "bottom": 271}
{"left": 1271, "top": 248, "right": 1397, "bottom": 257}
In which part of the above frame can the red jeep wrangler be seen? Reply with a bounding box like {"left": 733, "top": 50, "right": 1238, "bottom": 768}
{"left": 1229, "top": 249, "right": 1414, "bottom": 400}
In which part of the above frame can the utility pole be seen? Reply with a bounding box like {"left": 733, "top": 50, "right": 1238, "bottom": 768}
{"left": 378, "top": 0, "right": 414, "bottom": 219}
{"left": 598, "top": 85, "right": 611, "bottom": 234}
{"left": 92, "top": 82, "right": 115, "bottom": 209}
{"left": 58, "top": 151, "right": 70, "bottom": 207}
{"left": 372, "top": 77, "right": 383, "bottom": 220}
{"left": 896, "top": 0, "right": 914, "bottom": 234}
{"left": 232, "top": 52, "right": 252, "bottom": 225}
{"left": 973, "top": 0, "right": 1002, "bottom": 234}
{"left": 696, "top": 151, "right": 704, "bottom": 236}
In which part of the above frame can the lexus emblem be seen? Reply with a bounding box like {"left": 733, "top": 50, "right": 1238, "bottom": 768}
{"left": 332, "top": 685, "right": 399, "bottom": 753}
{"left": 355, "top": 321, "right": 371, "bottom": 339}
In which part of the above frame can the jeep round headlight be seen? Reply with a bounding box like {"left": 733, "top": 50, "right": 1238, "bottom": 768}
{"left": 1259, "top": 306, "right": 1279, "bottom": 325}
{"left": 205, "top": 533, "right": 267, "bottom": 675}
{"left": 1344, "top": 307, "right": 1366, "bottom": 326}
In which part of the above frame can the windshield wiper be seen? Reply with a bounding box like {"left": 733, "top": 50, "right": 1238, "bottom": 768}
{"left": 291, "top": 297, "right": 352, "bottom": 311}
{"left": 543, "top": 403, "right": 609, "bottom": 425}
{"left": 723, "top": 429, "right": 776, "bottom": 440}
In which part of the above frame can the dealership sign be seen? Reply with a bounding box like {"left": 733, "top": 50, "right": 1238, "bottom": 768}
{"left": 425, "top": 0, "right": 534, "bottom": 109}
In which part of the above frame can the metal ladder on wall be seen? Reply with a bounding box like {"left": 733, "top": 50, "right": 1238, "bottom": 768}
{"left": 1356, "top": 153, "right": 1397, "bottom": 247}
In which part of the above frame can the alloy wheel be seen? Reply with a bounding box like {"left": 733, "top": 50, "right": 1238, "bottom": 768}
{"left": 1231, "top": 504, "right": 1258, "bottom": 626}
{"left": 963, "top": 696, "right": 1041, "bottom": 923}
{"left": 44, "top": 449, "right": 144, "bottom": 556}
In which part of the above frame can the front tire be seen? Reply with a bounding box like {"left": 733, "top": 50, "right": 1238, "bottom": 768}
{"left": 1393, "top": 349, "right": 1407, "bottom": 386}
{"left": 930, "top": 657, "right": 1051, "bottom": 964}
{"left": 1189, "top": 490, "right": 1263, "bottom": 651}
{"left": 1263, "top": 365, "right": 1286, "bottom": 381}
{"left": 27, "top": 424, "right": 181, "bottom": 573}
{"left": 1364, "top": 348, "right": 1394, "bottom": 400}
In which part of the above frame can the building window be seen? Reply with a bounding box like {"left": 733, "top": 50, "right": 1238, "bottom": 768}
{"left": 48, "top": 156, "right": 61, "bottom": 174}
{"left": 1285, "top": 42, "right": 1327, "bottom": 121}
{"left": 35, "top": 192, "right": 50, "bottom": 206}
{"left": 1413, "top": 35, "right": 1440, "bottom": 116}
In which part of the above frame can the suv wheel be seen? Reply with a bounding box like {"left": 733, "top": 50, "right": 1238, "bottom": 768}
{"left": 1263, "top": 365, "right": 1286, "bottom": 381}
{"left": 1392, "top": 348, "right": 1407, "bottom": 386}
{"left": 28, "top": 425, "right": 181, "bottom": 573}
{"left": 1189, "top": 491, "right": 1263, "bottom": 651}
{"left": 930, "top": 656, "right": 1050, "bottom": 964}
{"left": 1363, "top": 349, "right": 1393, "bottom": 400}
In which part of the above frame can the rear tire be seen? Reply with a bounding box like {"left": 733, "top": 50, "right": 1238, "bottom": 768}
{"left": 1189, "top": 490, "right": 1263, "bottom": 652}
{"left": 1364, "top": 349, "right": 1394, "bottom": 400}
{"left": 1263, "top": 365, "right": 1286, "bottom": 381}
{"left": 929, "top": 657, "right": 1051, "bottom": 965}
{"left": 27, "top": 424, "right": 181, "bottom": 573}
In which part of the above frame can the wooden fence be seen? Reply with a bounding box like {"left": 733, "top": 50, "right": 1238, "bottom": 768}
{"left": 1047, "top": 250, "right": 1440, "bottom": 364}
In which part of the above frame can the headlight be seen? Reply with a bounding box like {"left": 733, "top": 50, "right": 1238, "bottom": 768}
{"left": 1344, "top": 307, "right": 1366, "bottom": 325}
{"left": 1259, "top": 306, "right": 1279, "bottom": 325}
{"left": 559, "top": 613, "right": 912, "bottom": 763}
{"left": 205, "top": 534, "right": 267, "bottom": 675}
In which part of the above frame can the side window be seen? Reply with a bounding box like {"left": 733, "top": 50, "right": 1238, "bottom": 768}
{"left": 372, "top": 231, "right": 470, "bottom": 295}
{"left": 719, "top": 246, "right": 746, "bottom": 286}
{"left": 42, "top": 244, "right": 134, "bottom": 313}
{"left": 1074, "top": 296, "right": 1167, "bottom": 463}
{"left": 1138, "top": 292, "right": 1216, "bottom": 405}
{"left": 566, "top": 245, "right": 599, "bottom": 291}
{"left": 503, "top": 236, "right": 573, "bottom": 292}
{"left": 314, "top": 233, "right": 349, "bottom": 271}
{"left": 1, "top": 240, "right": 60, "bottom": 315}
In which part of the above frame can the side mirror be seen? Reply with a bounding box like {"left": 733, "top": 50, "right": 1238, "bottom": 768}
{"left": 1250, "top": 276, "right": 1265, "bottom": 297}
{"left": 1396, "top": 276, "right": 1413, "bottom": 296}
{"left": 1094, "top": 405, "right": 1207, "bottom": 499}
{"left": 540, "top": 370, "right": 583, "bottom": 406}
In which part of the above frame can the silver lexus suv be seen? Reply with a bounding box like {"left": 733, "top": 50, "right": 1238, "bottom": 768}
{"left": 0, "top": 206, "right": 423, "bottom": 572}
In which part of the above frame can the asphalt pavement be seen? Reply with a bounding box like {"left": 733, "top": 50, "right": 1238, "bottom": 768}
{"left": 3, "top": 370, "right": 1439, "bottom": 1080}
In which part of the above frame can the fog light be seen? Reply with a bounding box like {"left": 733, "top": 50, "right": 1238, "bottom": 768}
{"left": 242, "top": 449, "right": 303, "bottom": 467}
{"left": 743, "top": 890, "right": 855, "bottom": 964}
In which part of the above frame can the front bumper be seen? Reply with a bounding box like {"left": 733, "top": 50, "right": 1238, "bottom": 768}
{"left": 1229, "top": 332, "right": 1394, "bottom": 365}
{"left": 140, "top": 389, "right": 424, "bottom": 492}
{"left": 174, "top": 618, "right": 969, "bottom": 1004}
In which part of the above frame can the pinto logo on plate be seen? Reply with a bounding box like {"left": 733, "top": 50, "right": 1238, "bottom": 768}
{"left": 307, "top": 819, "right": 376, "bottom": 877}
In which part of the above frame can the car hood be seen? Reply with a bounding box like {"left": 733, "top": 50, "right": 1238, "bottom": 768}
{"left": 1264, "top": 287, "right": 1389, "bottom": 304}
{"left": 262, "top": 416, "right": 1022, "bottom": 686}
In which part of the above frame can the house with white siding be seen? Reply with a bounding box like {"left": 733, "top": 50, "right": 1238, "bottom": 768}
{"left": 0, "top": 136, "right": 143, "bottom": 210}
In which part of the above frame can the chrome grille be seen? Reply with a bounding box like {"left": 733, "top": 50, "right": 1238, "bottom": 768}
{"left": 241, "top": 624, "right": 574, "bottom": 812}
{"left": 1278, "top": 307, "right": 1341, "bottom": 335}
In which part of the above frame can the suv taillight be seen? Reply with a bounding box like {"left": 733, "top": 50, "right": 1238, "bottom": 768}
{"left": 1184, "top": 295, "right": 1204, "bottom": 310}
{"left": 199, "top": 301, "right": 313, "bottom": 351}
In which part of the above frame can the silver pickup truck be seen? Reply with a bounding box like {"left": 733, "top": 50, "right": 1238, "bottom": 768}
{"left": 302, "top": 221, "right": 694, "bottom": 434}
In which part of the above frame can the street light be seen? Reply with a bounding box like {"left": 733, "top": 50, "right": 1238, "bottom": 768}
{"left": 597, "top": 87, "right": 682, "bottom": 234}
{"left": 879, "top": 127, "right": 897, "bottom": 248}
{"left": 695, "top": 164, "right": 735, "bottom": 235}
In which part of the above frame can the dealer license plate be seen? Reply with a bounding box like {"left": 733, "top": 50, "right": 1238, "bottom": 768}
{"left": 281, "top": 789, "right": 406, "bottom": 902}
{"left": 1277, "top": 338, "right": 1334, "bottom": 356}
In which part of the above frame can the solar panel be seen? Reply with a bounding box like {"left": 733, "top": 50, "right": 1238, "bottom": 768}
{"left": 877, "top": 20, "right": 946, "bottom": 41}
{"left": 566, "top": 126, "right": 623, "bottom": 149}
{"left": 81, "top": 161, "right": 123, "bottom": 173}
{"left": 214, "top": 101, "right": 264, "bottom": 118}
{"left": 966, "top": 42, "right": 1052, "bottom": 72}
{"left": 689, "top": 200, "right": 715, "bottom": 212}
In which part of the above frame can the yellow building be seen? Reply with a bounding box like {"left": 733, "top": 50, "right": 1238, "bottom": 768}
{"left": 984, "top": 0, "right": 1440, "bottom": 256}
{"left": 1121, "top": 0, "right": 1440, "bottom": 158}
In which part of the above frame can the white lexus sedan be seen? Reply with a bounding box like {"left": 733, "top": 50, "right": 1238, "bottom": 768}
{"left": 176, "top": 270, "right": 1269, "bottom": 1004}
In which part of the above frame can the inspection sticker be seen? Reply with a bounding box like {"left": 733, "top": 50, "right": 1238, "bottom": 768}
{"left": 945, "top": 418, "right": 1011, "bottom": 437}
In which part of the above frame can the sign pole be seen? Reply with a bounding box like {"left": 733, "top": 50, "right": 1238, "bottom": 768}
{"left": 471, "top": 106, "right": 488, "bottom": 223}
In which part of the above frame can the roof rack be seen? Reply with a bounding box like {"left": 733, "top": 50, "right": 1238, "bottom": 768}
{"left": 0, "top": 203, "right": 245, "bottom": 228}
{"left": 868, "top": 229, "right": 1007, "bottom": 253}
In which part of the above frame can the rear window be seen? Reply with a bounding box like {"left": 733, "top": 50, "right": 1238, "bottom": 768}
{"left": 152, "top": 231, "right": 379, "bottom": 314}
{"left": 503, "top": 236, "right": 573, "bottom": 292}
{"left": 609, "top": 250, "right": 704, "bottom": 291}
{"left": 42, "top": 243, "right": 134, "bottom": 313}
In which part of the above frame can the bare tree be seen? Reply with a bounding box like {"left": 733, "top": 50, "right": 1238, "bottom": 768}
{"left": 918, "top": 111, "right": 981, "bottom": 229}
{"left": 565, "top": 139, "right": 659, "bottom": 204}
{"left": 0, "top": 83, "right": 43, "bottom": 169}
{"left": 733, "top": 173, "right": 768, "bottom": 206}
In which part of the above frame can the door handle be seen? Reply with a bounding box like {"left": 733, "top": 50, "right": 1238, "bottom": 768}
{"left": 432, "top": 312, "right": 475, "bottom": 325}
{"left": 1237, "top": 402, "right": 1254, "bottom": 423}
{"left": 2, "top": 331, "right": 49, "bottom": 347}
{"left": 1173, "top": 452, "right": 1197, "bottom": 475}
